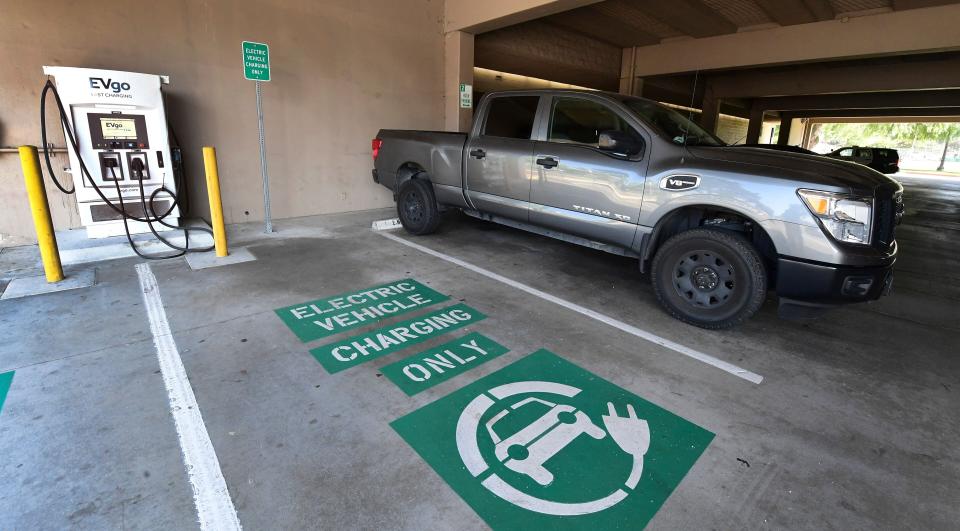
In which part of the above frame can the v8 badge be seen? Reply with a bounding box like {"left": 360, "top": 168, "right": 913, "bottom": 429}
{"left": 660, "top": 174, "right": 700, "bottom": 191}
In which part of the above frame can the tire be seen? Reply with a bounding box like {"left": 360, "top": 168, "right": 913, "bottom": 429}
{"left": 396, "top": 177, "right": 441, "bottom": 235}
{"left": 650, "top": 228, "right": 767, "bottom": 329}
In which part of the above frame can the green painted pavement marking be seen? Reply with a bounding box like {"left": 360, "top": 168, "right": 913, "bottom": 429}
{"left": 275, "top": 278, "right": 449, "bottom": 342}
{"left": 381, "top": 332, "right": 509, "bottom": 396}
{"left": 0, "top": 371, "right": 14, "bottom": 413}
{"left": 391, "top": 350, "right": 714, "bottom": 530}
{"left": 311, "top": 303, "right": 486, "bottom": 374}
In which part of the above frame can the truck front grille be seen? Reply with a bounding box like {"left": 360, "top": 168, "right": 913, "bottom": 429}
{"left": 873, "top": 190, "right": 903, "bottom": 249}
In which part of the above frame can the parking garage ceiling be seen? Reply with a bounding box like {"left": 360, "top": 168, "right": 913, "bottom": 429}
{"left": 474, "top": 0, "right": 960, "bottom": 138}
{"left": 535, "top": 0, "right": 959, "bottom": 46}
{"left": 475, "top": 0, "right": 960, "bottom": 93}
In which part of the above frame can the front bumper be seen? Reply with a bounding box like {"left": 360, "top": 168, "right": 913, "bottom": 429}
{"left": 776, "top": 256, "right": 894, "bottom": 306}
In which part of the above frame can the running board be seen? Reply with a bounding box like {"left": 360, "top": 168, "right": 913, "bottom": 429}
{"left": 461, "top": 209, "right": 640, "bottom": 259}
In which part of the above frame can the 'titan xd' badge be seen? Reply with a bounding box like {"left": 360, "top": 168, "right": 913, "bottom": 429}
{"left": 391, "top": 350, "right": 714, "bottom": 530}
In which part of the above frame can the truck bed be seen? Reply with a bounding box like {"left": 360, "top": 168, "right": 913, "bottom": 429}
{"left": 373, "top": 129, "right": 467, "bottom": 194}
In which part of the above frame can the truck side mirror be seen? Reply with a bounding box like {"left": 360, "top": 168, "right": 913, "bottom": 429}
{"left": 599, "top": 130, "right": 642, "bottom": 157}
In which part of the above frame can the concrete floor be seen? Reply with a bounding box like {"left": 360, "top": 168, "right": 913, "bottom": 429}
{"left": 0, "top": 174, "right": 957, "bottom": 529}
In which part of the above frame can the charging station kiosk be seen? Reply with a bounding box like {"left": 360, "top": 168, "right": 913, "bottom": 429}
{"left": 43, "top": 66, "right": 179, "bottom": 238}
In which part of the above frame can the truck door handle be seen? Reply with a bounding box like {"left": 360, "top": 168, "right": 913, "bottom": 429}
{"left": 536, "top": 156, "right": 559, "bottom": 169}
{"left": 470, "top": 149, "right": 486, "bottom": 159}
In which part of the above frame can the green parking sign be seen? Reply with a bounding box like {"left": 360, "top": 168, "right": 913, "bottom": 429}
{"left": 242, "top": 41, "right": 270, "bottom": 81}
{"left": 391, "top": 350, "right": 714, "bottom": 529}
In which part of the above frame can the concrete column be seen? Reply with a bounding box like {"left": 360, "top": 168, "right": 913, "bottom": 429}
{"left": 444, "top": 31, "right": 474, "bottom": 132}
{"left": 699, "top": 97, "right": 720, "bottom": 134}
{"left": 777, "top": 114, "right": 793, "bottom": 145}
{"left": 619, "top": 76, "right": 643, "bottom": 97}
{"left": 746, "top": 104, "right": 765, "bottom": 144}
{"left": 627, "top": 78, "right": 643, "bottom": 97}
{"left": 699, "top": 88, "right": 721, "bottom": 134}
{"left": 801, "top": 119, "right": 816, "bottom": 149}
{"left": 618, "top": 47, "right": 642, "bottom": 96}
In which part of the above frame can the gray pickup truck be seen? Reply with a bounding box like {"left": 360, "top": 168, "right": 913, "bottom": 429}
{"left": 372, "top": 90, "right": 903, "bottom": 328}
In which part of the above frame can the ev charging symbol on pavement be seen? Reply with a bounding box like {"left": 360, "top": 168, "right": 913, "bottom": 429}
{"left": 456, "top": 381, "right": 651, "bottom": 516}
{"left": 391, "top": 350, "right": 714, "bottom": 529}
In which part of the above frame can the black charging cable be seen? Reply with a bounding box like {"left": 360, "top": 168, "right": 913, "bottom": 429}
{"left": 131, "top": 158, "right": 212, "bottom": 256}
{"left": 106, "top": 161, "right": 181, "bottom": 260}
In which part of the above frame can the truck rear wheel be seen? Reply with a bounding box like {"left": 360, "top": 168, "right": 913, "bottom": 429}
{"left": 397, "top": 178, "right": 441, "bottom": 235}
{"left": 651, "top": 228, "right": 767, "bottom": 329}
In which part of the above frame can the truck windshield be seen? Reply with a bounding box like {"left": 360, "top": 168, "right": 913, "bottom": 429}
{"left": 619, "top": 97, "right": 726, "bottom": 147}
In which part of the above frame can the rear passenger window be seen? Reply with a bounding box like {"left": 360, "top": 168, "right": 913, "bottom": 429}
{"left": 482, "top": 96, "right": 539, "bottom": 140}
{"left": 548, "top": 97, "right": 641, "bottom": 148}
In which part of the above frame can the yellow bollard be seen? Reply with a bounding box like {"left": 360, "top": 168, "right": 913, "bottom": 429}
{"left": 202, "top": 146, "right": 228, "bottom": 257}
{"left": 19, "top": 146, "right": 64, "bottom": 283}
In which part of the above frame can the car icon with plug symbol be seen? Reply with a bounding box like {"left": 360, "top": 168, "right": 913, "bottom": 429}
{"left": 486, "top": 397, "right": 607, "bottom": 486}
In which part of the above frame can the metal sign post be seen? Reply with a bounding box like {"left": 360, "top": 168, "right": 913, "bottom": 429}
{"left": 255, "top": 80, "right": 272, "bottom": 233}
{"left": 242, "top": 41, "right": 273, "bottom": 233}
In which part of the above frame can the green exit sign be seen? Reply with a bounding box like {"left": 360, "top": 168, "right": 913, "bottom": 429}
{"left": 242, "top": 41, "right": 270, "bottom": 81}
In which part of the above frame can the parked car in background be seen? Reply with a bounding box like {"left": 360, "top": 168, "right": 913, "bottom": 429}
{"left": 827, "top": 146, "right": 900, "bottom": 174}
{"left": 735, "top": 143, "right": 819, "bottom": 156}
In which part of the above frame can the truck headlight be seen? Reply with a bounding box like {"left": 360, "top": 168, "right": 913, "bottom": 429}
{"left": 798, "top": 189, "right": 873, "bottom": 245}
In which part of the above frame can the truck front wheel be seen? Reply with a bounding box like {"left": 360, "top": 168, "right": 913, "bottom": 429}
{"left": 397, "top": 178, "right": 441, "bottom": 235}
{"left": 651, "top": 228, "right": 767, "bottom": 329}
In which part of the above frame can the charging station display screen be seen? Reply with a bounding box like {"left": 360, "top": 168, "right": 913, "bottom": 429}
{"left": 87, "top": 112, "right": 149, "bottom": 149}
{"left": 100, "top": 118, "right": 138, "bottom": 139}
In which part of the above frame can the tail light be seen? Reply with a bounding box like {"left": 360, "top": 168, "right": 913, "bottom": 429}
{"left": 372, "top": 138, "right": 383, "bottom": 161}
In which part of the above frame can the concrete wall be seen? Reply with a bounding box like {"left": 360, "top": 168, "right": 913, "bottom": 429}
{"left": 473, "top": 67, "right": 593, "bottom": 93}
{"left": 715, "top": 116, "right": 749, "bottom": 145}
{"left": 475, "top": 20, "right": 620, "bottom": 91}
{"left": 0, "top": 0, "right": 444, "bottom": 246}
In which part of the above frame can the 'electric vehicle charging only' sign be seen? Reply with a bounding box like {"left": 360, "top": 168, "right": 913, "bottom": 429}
{"left": 391, "top": 350, "right": 714, "bottom": 529}
{"left": 242, "top": 41, "right": 270, "bottom": 81}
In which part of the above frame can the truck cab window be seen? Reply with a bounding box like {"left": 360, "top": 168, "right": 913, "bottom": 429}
{"left": 548, "top": 98, "right": 641, "bottom": 150}
{"left": 482, "top": 96, "right": 540, "bottom": 139}
{"left": 620, "top": 97, "right": 724, "bottom": 147}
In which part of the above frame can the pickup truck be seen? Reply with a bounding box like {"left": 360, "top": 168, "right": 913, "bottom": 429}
{"left": 371, "top": 90, "right": 903, "bottom": 329}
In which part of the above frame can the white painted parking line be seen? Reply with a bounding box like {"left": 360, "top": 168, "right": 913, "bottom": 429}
{"left": 136, "top": 263, "right": 243, "bottom": 531}
{"left": 377, "top": 231, "right": 763, "bottom": 384}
